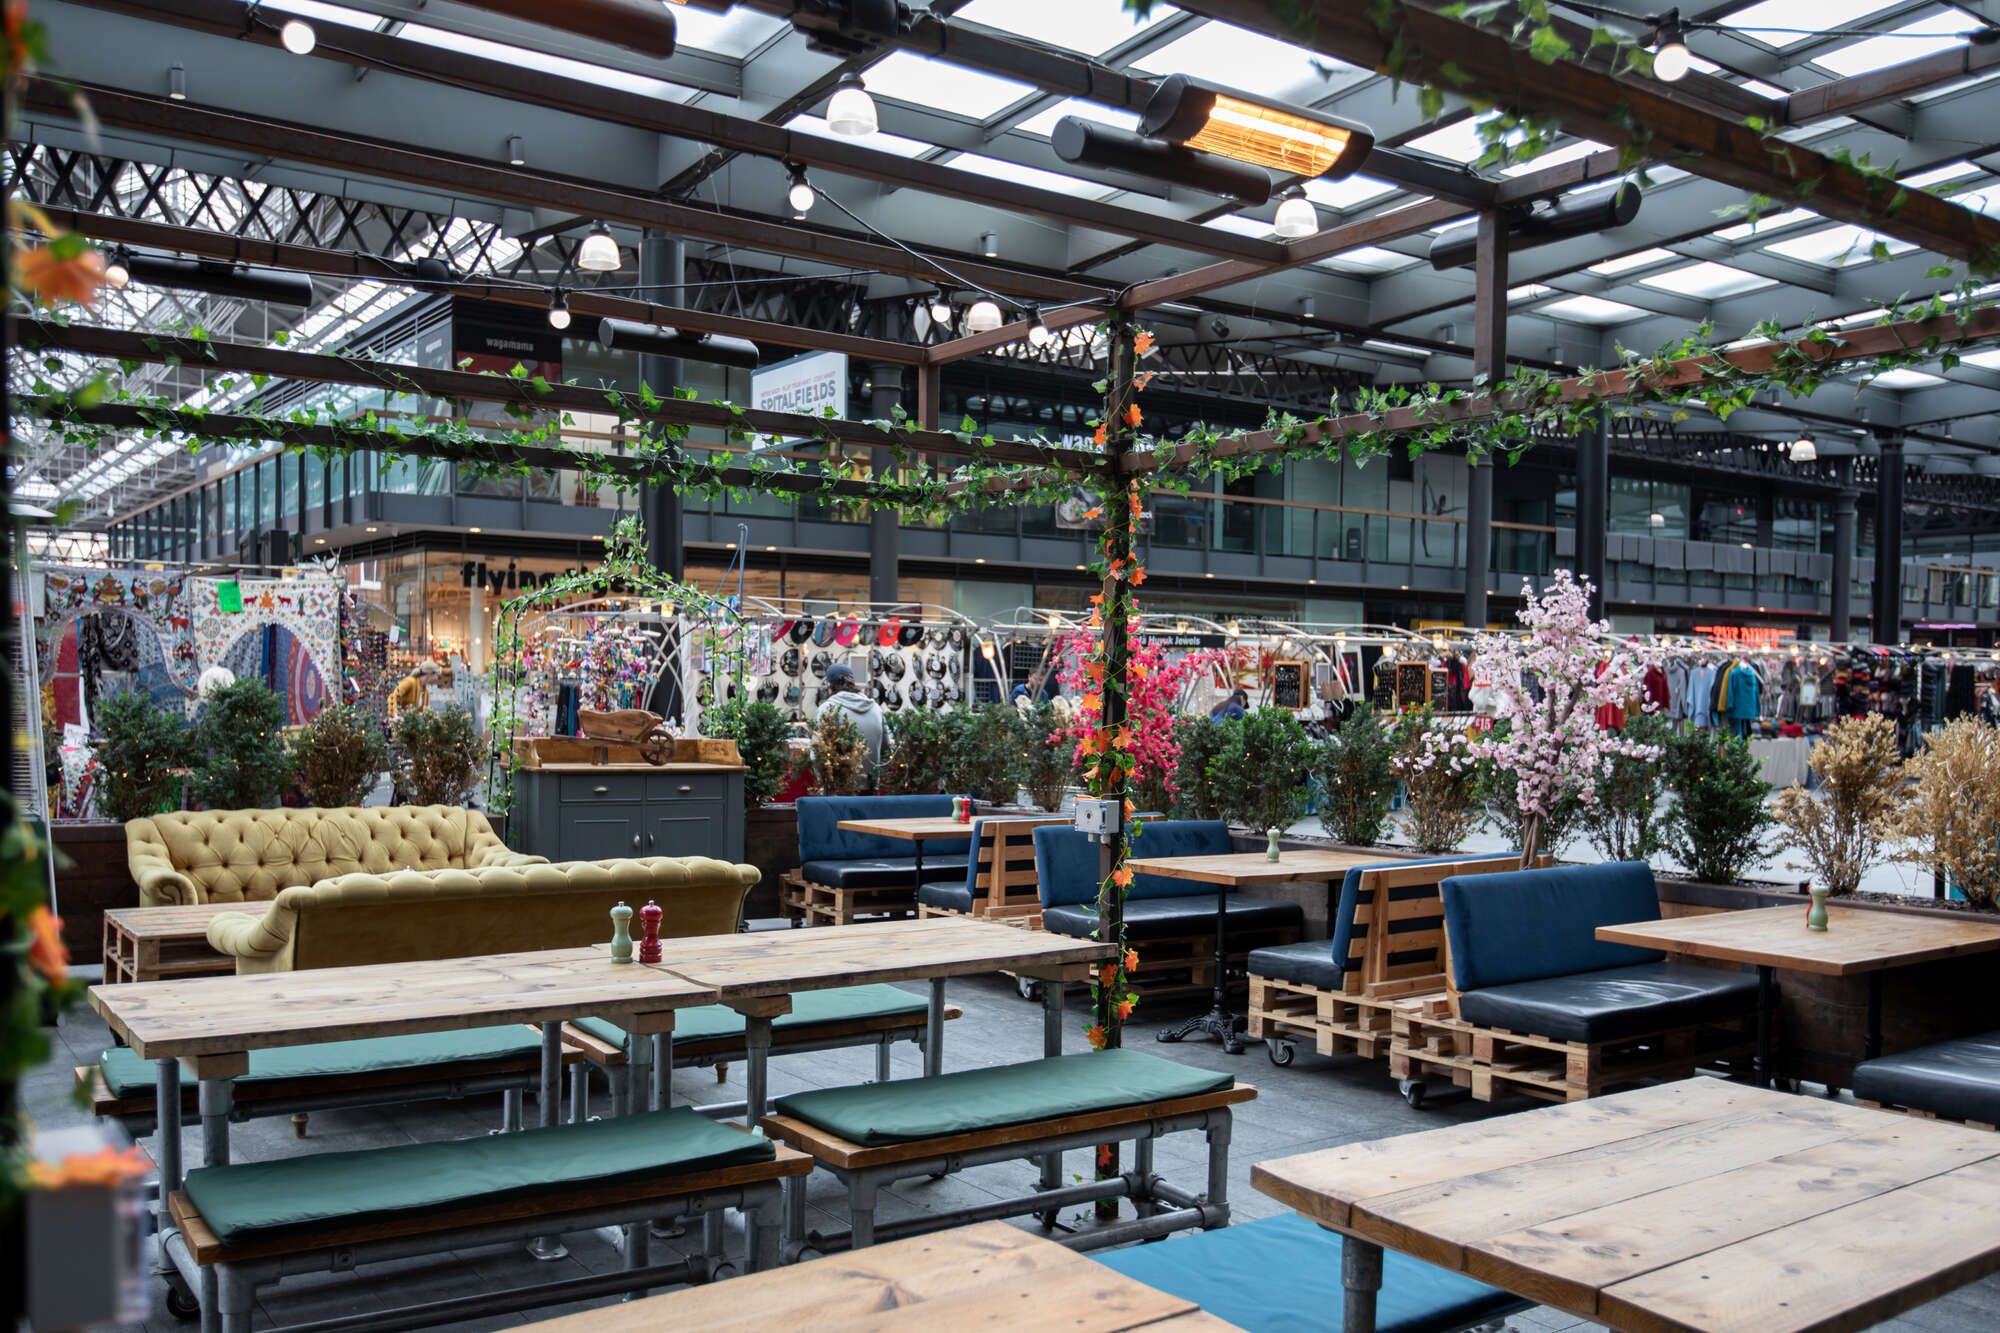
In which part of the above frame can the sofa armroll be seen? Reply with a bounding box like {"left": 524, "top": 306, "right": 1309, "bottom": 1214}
{"left": 126, "top": 818, "right": 202, "bottom": 906}
{"left": 206, "top": 894, "right": 304, "bottom": 971}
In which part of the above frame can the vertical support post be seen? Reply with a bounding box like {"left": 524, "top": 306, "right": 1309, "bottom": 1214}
{"left": 1463, "top": 211, "right": 1506, "bottom": 630}
{"left": 641, "top": 232, "right": 686, "bottom": 720}
{"left": 868, "top": 365, "right": 904, "bottom": 606}
{"left": 154, "top": 1059, "right": 182, "bottom": 1250}
{"left": 924, "top": 977, "right": 946, "bottom": 1077}
{"left": 1831, "top": 480, "right": 1857, "bottom": 644}
{"left": 528, "top": 1021, "right": 569, "bottom": 1260}
{"left": 1342, "top": 1236, "right": 1384, "bottom": 1333}
{"left": 1575, "top": 406, "right": 1608, "bottom": 615}
{"left": 1871, "top": 431, "right": 1904, "bottom": 646}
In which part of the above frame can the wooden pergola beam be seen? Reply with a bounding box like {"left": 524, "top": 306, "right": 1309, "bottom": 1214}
{"left": 1130, "top": 305, "right": 2000, "bottom": 475}
{"left": 1176, "top": 0, "right": 2000, "bottom": 264}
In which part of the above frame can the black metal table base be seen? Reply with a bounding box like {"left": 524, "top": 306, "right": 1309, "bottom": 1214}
{"left": 1158, "top": 1007, "right": 1248, "bottom": 1055}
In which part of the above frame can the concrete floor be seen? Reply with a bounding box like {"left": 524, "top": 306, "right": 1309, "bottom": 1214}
{"left": 25, "top": 969, "right": 2000, "bottom": 1333}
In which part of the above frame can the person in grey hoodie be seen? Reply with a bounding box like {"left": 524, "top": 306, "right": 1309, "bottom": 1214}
{"left": 814, "top": 662, "right": 886, "bottom": 787}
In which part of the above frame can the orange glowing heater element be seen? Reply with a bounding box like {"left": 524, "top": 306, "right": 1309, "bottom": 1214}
{"left": 1142, "top": 75, "right": 1373, "bottom": 180}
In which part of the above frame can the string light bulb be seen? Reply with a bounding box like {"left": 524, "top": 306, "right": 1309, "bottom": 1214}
{"left": 1789, "top": 435, "right": 1817, "bottom": 462}
{"left": 1026, "top": 307, "right": 1053, "bottom": 348}
{"left": 926, "top": 290, "right": 954, "bottom": 325}
{"left": 826, "top": 72, "right": 877, "bottom": 138}
{"left": 1651, "top": 11, "right": 1691, "bottom": 82}
{"left": 786, "top": 162, "right": 816, "bottom": 216}
{"left": 279, "top": 17, "right": 317, "bottom": 54}
{"left": 103, "top": 248, "right": 131, "bottom": 291}
{"left": 548, "top": 288, "right": 572, "bottom": 331}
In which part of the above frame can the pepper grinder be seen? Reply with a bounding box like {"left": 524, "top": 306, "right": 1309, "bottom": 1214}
{"left": 638, "top": 899, "right": 664, "bottom": 964}
{"left": 609, "top": 901, "right": 634, "bottom": 964}
{"left": 1266, "top": 826, "right": 1282, "bottom": 862}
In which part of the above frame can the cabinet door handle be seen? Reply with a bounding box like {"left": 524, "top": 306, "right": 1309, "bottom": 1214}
{"left": 632, "top": 833, "right": 641, "bottom": 849}
{"left": 677, "top": 784, "right": 693, "bottom": 794}
{"left": 592, "top": 785, "right": 610, "bottom": 795}
{"left": 648, "top": 832, "right": 656, "bottom": 848}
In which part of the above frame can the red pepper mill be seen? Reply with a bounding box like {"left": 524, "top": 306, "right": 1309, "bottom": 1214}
{"left": 637, "top": 900, "right": 663, "bottom": 964}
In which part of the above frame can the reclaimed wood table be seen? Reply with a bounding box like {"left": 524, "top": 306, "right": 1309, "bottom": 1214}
{"left": 643, "top": 915, "right": 1115, "bottom": 1124}
{"left": 834, "top": 812, "right": 1066, "bottom": 888}
{"left": 521, "top": 1220, "right": 1240, "bottom": 1332}
{"left": 1596, "top": 905, "right": 2000, "bottom": 1085}
{"left": 1254, "top": 1077, "right": 2000, "bottom": 1333}
{"left": 101, "top": 902, "right": 265, "bottom": 984}
{"left": 1122, "top": 849, "right": 1398, "bottom": 1055}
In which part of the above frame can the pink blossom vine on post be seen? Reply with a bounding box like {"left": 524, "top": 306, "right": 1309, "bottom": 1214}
{"left": 1460, "top": 571, "right": 1660, "bottom": 868}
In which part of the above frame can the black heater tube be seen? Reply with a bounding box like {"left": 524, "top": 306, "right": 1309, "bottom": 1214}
{"left": 596, "top": 317, "right": 761, "bottom": 370}
{"left": 1051, "top": 117, "right": 1274, "bottom": 205}
{"left": 122, "top": 253, "right": 316, "bottom": 306}
{"left": 1428, "top": 181, "right": 1643, "bottom": 270}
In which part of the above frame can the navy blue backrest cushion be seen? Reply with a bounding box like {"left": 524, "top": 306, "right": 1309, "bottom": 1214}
{"left": 1442, "top": 861, "right": 1664, "bottom": 992}
{"left": 796, "top": 795, "right": 967, "bottom": 861}
{"left": 1328, "top": 854, "right": 1511, "bottom": 971}
{"left": 1033, "top": 820, "right": 1234, "bottom": 909}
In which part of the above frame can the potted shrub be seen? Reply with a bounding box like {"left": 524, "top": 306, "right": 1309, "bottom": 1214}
{"left": 191, "top": 680, "right": 295, "bottom": 810}
{"left": 1393, "top": 711, "right": 1481, "bottom": 853}
{"left": 1660, "top": 726, "right": 1773, "bottom": 885}
{"left": 91, "top": 690, "right": 191, "bottom": 822}
{"left": 878, "top": 707, "right": 955, "bottom": 795}
{"left": 1315, "top": 703, "right": 1396, "bottom": 846}
{"left": 808, "top": 708, "right": 867, "bottom": 796}
{"left": 946, "top": 705, "right": 1023, "bottom": 804}
{"left": 1019, "top": 701, "right": 1075, "bottom": 812}
{"left": 1896, "top": 716, "right": 2000, "bottom": 907}
{"left": 1773, "top": 713, "right": 1903, "bottom": 897}
{"left": 395, "top": 704, "right": 484, "bottom": 806}
{"left": 1167, "top": 716, "right": 1229, "bottom": 820}
{"left": 1208, "top": 708, "right": 1313, "bottom": 832}
{"left": 705, "top": 698, "right": 792, "bottom": 811}
{"left": 1578, "top": 711, "right": 1672, "bottom": 863}
{"left": 289, "top": 704, "right": 390, "bottom": 808}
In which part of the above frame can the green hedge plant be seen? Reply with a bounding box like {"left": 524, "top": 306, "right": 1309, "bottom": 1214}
{"left": 192, "top": 680, "right": 295, "bottom": 810}
{"left": 1208, "top": 708, "right": 1314, "bottom": 832}
{"left": 1315, "top": 704, "right": 1397, "bottom": 846}
{"left": 395, "top": 704, "right": 484, "bottom": 807}
{"left": 1662, "top": 726, "right": 1774, "bottom": 885}
{"left": 290, "top": 704, "right": 389, "bottom": 808}
{"left": 92, "top": 690, "right": 191, "bottom": 822}
{"left": 706, "top": 699, "right": 793, "bottom": 809}
{"left": 1578, "top": 712, "right": 1672, "bottom": 864}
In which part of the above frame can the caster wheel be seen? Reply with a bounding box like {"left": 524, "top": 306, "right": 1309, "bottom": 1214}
{"left": 927, "top": 1169, "right": 949, "bottom": 1181}
{"left": 1266, "top": 1038, "right": 1295, "bottom": 1067}
{"left": 1035, "top": 1209, "right": 1058, "bottom": 1230}
{"left": 1399, "top": 1078, "right": 1430, "bottom": 1110}
{"left": 1015, "top": 976, "right": 1044, "bottom": 1003}
{"left": 165, "top": 1282, "right": 200, "bottom": 1321}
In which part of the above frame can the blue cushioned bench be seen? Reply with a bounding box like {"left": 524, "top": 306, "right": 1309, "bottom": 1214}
{"left": 760, "top": 1048, "right": 1256, "bottom": 1256}
{"left": 1247, "top": 855, "right": 1520, "bottom": 1067}
{"left": 1854, "top": 1030, "right": 2000, "bottom": 1129}
{"left": 560, "top": 983, "right": 958, "bottom": 1116}
{"left": 1034, "top": 821, "right": 1303, "bottom": 996}
{"left": 783, "top": 795, "right": 972, "bottom": 925}
{"left": 1096, "top": 1212, "right": 1531, "bottom": 1333}
{"left": 80, "top": 1027, "right": 573, "bottom": 1139}
{"left": 1393, "top": 862, "right": 1756, "bottom": 1105}
{"left": 167, "top": 1109, "right": 811, "bottom": 1332}
{"left": 914, "top": 815, "right": 1055, "bottom": 924}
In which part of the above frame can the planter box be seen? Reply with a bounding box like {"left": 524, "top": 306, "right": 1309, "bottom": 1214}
{"left": 1655, "top": 874, "right": 1997, "bottom": 1090}
{"left": 51, "top": 822, "right": 134, "bottom": 967}
{"left": 743, "top": 803, "right": 800, "bottom": 920}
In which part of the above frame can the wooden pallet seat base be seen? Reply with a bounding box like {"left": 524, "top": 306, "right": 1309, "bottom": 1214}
{"left": 1855, "top": 1097, "right": 2000, "bottom": 1132}
{"left": 1390, "top": 1005, "right": 1754, "bottom": 1104}
{"left": 1246, "top": 977, "right": 1400, "bottom": 1060}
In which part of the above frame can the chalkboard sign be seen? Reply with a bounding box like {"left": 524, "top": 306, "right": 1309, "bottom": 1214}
{"left": 1270, "top": 659, "right": 1307, "bottom": 710}
{"left": 1396, "top": 662, "right": 1431, "bottom": 710}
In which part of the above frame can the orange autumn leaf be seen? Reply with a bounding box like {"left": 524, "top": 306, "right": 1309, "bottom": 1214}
{"left": 1081, "top": 506, "right": 1102, "bottom": 520}
{"left": 1111, "top": 866, "right": 1134, "bottom": 888}
{"left": 27, "top": 1145, "right": 151, "bottom": 1190}
{"left": 1092, "top": 424, "right": 1108, "bottom": 447}
{"left": 1113, "top": 726, "right": 1134, "bottom": 750}
{"left": 1124, "top": 403, "right": 1143, "bottom": 428}
{"left": 26, "top": 906, "right": 66, "bottom": 985}
{"left": 1116, "top": 997, "right": 1136, "bottom": 1021}
{"left": 1124, "top": 948, "right": 1140, "bottom": 972}
{"left": 1082, "top": 693, "right": 1103, "bottom": 713}
{"left": 17, "top": 242, "right": 107, "bottom": 309}
{"left": 1133, "top": 330, "right": 1156, "bottom": 358}
{"left": 1078, "top": 733, "right": 1102, "bottom": 755}
{"left": 1086, "top": 1024, "right": 1108, "bottom": 1050}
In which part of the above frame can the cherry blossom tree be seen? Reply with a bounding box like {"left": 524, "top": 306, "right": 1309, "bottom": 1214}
{"left": 1461, "top": 571, "right": 1660, "bottom": 867}
{"left": 1054, "top": 625, "right": 1222, "bottom": 810}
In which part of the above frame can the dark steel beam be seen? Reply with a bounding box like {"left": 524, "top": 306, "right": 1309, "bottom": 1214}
{"left": 1783, "top": 33, "right": 2000, "bottom": 125}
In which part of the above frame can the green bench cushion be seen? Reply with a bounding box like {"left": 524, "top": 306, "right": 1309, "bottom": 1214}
{"left": 97, "top": 1027, "right": 545, "bottom": 1099}
{"left": 183, "top": 1107, "right": 773, "bottom": 1247}
{"left": 772, "top": 1048, "right": 1233, "bottom": 1146}
{"left": 573, "top": 983, "right": 931, "bottom": 1049}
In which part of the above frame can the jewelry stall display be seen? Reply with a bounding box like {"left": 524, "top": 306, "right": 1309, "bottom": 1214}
{"left": 718, "top": 601, "right": 978, "bottom": 725}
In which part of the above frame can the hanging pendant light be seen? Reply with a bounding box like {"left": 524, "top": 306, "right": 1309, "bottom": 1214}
{"left": 1273, "top": 187, "right": 1318, "bottom": 239}
{"left": 926, "top": 289, "right": 954, "bottom": 325}
{"left": 786, "top": 163, "right": 816, "bottom": 216}
{"left": 826, "top": 72, "right": 878, "bottom": 138}
{"left": 576, "top": 223, "right": 621, "bottom": 273}
{"left": 965, "top": 299, "right": 1004, "bottom": 334}
{"left": 547, "top": 289, "right": 572, "bottom": 331}
{"left": 279, "top": 17, "right": 317, "bottom": 54}
{"left": 102, "top": 247, "right": 131, "bottom": 292}
{"left": 1790, "top": 436, "right": 1817, "bottom": 462}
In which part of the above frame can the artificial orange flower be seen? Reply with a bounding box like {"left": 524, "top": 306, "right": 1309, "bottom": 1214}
{"left": 1111, "top": 866, "right": 1134, "bottom": 889}
{"left": 1116, "top": 997, "right": 1136, "bottom": 1021}
{"left": 26, "top": 1145, "right": 151, "bottom": 1190}
{"left": 1082, "top": 692, "right": 1103, "bottom": 713}
{"left": 1089, "top": 592, "right": 1105, "bottom": 606}
{"left": 1134, "top": 372, "right": 1154, "bottom": 391}
{"left": 1113, "top": 726, "right": 1134, "bottom": 750}
{"left": 1124, "top": 404, "right": 1143, "bottom": 428}
{"left": 1129, "top": 565, "right": 1148, "bottom": 587}
{"left": 1133, "top": 330, "right": 1156, "bottom": 358}
{"left": 1124, "top": 948, "right": 1140, "bottom": 972}
{"left": 1078, "top": 733, "right": 1101, "bottom": 756}
{"left": 1091, "top": 424, "right": 1108, "bottom": 447}
{"left": 16, "top": 241, "right": 108, "bottom": 309}
{"left": 1099, "top": 963, "right": 1119, "bottom": 988}
{"left": 26, "top": 906, "right": 66, "bottom": 985}
{"left": 1081, "top": 506, "right": 1102, "bottom": 520}
{"left": 1086, "top": 1024, "right": 1108, "bottom": 1050}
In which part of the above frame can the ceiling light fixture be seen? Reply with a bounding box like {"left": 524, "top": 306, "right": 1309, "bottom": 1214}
{"left": 576, "top": 222, "right": 621, "bottom": 272}
{"left": 964, "top": 298, "right": 1004, "bottom": 334}
{"left": 506, "top": 135, "right": 525, "bottom": 166}
{"left": 102, "top": 247, "right": 131, "bottom": 291}
{"left": 1142, "top": 74, "right": 1374, "bottom": 180}
{"left": 1650, "top": 10, "right": 1692, "bottom": 83}
{"left": 926, "top": 289, "right": 954, "bottom": 325}
{"left": 1789, "top": 435, "right": 1817, "bottom": 462}
{"left": 1273, "top": 187, "right": 1318, "bottom": 239}
{"left": 786, "top": 162, "right": 816, "bottom": 216}
{"left": 548, "top": 288, "right": 572, "bottom": 331}
{"left": 278, "top": 17, "right": 317, "bottom": 55}
{"left": 826, "top": 72, "right": 878, "bottom": 138}
{"left": 1026, "top": 307, "right": 1053, "bottom": 348}
{"left": 168, "top": 63, "right": 187, "bottom": 100}
{"left": 979, "top": 231, "right": 999, "bottom": 258}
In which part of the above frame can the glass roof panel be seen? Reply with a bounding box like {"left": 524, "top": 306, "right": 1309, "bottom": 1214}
{"left": 863, "top": 50, "right": 1034, "bottom": 118}
{"left": 1132, "top": 21, "right": 1358, "bottom": 102}
{"left": 667, "top": 6, "right": 788, "bottom": 58}
{"left": 1765, "top": 224, "right": 1915, "bottom": 267}
{"left": 1639, "top": 261, "right": 1774, "bottom": 299}
{"left": 1500, "top": 139, "right": 1607, "bottom": 176}
{"left": 1013, "top": 98, "right": 1142, "bottom": 138}
{"left": 785, "top": 114, "right": 933, "bottom": 157}
{"left": 1722, "top": 0, "right": 1896, "bottom": 48}
{"left": 1301, "top": 174, "right": 1396, "bottom": 210}
{"left": 1960, "top": 348, "right": 2000, "bottom": 370}
{"left": 1537, "top": 294, "right": 1647, "bottom": 325}
{"left": 1904, "top": 161, "right": 1983, "bottom": 188}
{"left": 1811, "top": 12, "right": 1978, "bottom": 78}
{"left": 1589, "top": 247, "right": 1676, "bottom": 276}
{"left": 1315, "top": 245, "right": 1420, "bottom": 274}
{"left": 1206, "top": 214, "right": 1272, "bottom": 238}
{"left": 399, "top": 24, "right": 697, "bottom": 100}
{"left": 1402, "top": 117, "right": 1488, "bottom": 165}
{"left": 1717, "top": 207, "right": 1818, "bottom": 241}
{"left": 948, "top": 152, "right": 1113, "bottom": 198}
{"left": 1864, "top": 367, "right": 1947, "bottom": 388}
{"left": 955, "top": 0, "right": 1177, "bottom": 55}
{"left": 1509, "top": 283, "right": 1554, "bottom": 301}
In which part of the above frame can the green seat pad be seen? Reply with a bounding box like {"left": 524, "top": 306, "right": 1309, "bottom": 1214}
{"left": 183, "top": 1107, "right": 773, "bottom": 1247}
{"left": 772, "top": 1049, "right": 1234, "bottom": 1146}
{"left": 574, "top": 983, "right": 931, "bottom": 1049}
{"left": 97, "top": 1027, "right": 544, "bottom": 1099}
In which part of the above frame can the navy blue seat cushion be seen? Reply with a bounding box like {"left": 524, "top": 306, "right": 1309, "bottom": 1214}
{"left": 795, "top": 795, "right": 969, "bottom": 862}
{"left": 801, "top": 856, "right": 969, "bottom": 890}
{"left": 1247, "top": 939, "right": 1344, "bottom": 990}
{"left": 916, "top": 880, "right": 973, "bottom": 912}
{"left": 1043, "top": 893, "right": 1302, "bottom": 942}
{"left": 1456, "top": 961, "right": 1757, "bottom": 1044}
{"left": 1442, "top": 861, "right": 1665, "bottom": 993}
{"left": 1854, "top": 1030, "right": 2000, "bottom": 1125}
{"left": 1033, "top": 820, "right": 1235, "bottom": 909}
{"left": 1094, "top": 1213, "right": 1529, "bottom": 1333}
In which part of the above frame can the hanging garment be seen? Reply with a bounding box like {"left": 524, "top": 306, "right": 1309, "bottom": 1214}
{"left": 1725, "top": 662, "right": 1762, "bottom": 724}
{"left": 1664, "top": 658, "right": 1689, "bottom": 717}
{"left": 555, "top": 681, "right": 582, "bottom": 736}
{"left": 1946, "top": 664, "right": 1977, "bottom": 721}
{"left": 1686, "top": 662, "right": 1717, "bottom": 728}
{"left": 1642, "top": 663, "right": 1671, "bottom": 715}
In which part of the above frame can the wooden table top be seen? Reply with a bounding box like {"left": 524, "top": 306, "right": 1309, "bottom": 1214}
{"left": 1254, "top": 1077, "right": 2000, "bottom": 1333}
{"left": 89, "top": 947, "right": 716, "bottom": 1061}
{"left": 521, "top": 1220, "right": 1238, "bottom": 1332}
{"left": 103, "top": 902, "right": 266, "bottom": 941}
{"left": 1595, "top": 904, "right": 2000, "bottom": 976}
{"left": 1122, "top": 849, "right": 1398, "bottom": 887}
{"left": 834, "top": 815, "right": 1058, "bottom": 840}
{"left": 647, "top": 916, "right": 1114, "bottom": 999}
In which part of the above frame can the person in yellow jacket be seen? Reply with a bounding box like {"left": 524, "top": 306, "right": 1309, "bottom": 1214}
{"left": 388, "top": 659, "right": 440, "bottom": 722}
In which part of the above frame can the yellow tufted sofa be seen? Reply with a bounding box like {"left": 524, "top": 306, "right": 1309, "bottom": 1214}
{"left": 125, "top": 806, "right": 546, "bottom": 907}
{"left": 204, "top": 857, "right": 759, "bottom": 973}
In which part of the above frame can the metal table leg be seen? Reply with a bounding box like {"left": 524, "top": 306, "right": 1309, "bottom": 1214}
{"left": 1342, "top": 1235, "right": 1383, "bottom": 1333}
{"left": 925, "top": 978, "right": 946, "bottom": 1077}
{"left": 528, "top": 1023, "right": 569, "bottom": 1261}
{"left": 1042, "top": 974, "right": 1064, "bottom": 1058}
{"left": 1159, "top": 879, "right": 1245, "bottom": 1053}
{"left": 745, "top": 1014, "right": 774, "bottom": 1130}
{"left": 197, "top": 1076, "right": 233, "bottom": 1333}
{"left": 1754, "top": 964, "right": 1777, "bottom": 1088}
{"left": 155, "top": 1059, "right": 181, "bottom": 1244}
{"left": 652, "top": 1034, "right": 670, "bottom": 1111}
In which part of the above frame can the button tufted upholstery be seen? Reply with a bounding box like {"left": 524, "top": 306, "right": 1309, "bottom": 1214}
{"left": 205, "top": 855, "right": 760, "bottom": 973}
{"left": 126, "top": 806, "right": 545, "bottom": 907}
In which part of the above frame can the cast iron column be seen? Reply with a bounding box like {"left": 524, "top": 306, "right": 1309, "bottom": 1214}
{"left": 1464, "top": 211, "right": 1505, "bottom": 628}
{"left": 639, "top": 231, "right": 685, "bottom": 582}
{"left": 1831, "top": 482, "right": 1857, "bottom": 644}
{"left": 1871, "top": 431, "right": 1905, "bottom": 645}
{"left": 1575, "top": 406, "right": 1608, "bottom": 617}
{"left": 867, "top": 364, "right": 904, "bottom": 606}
